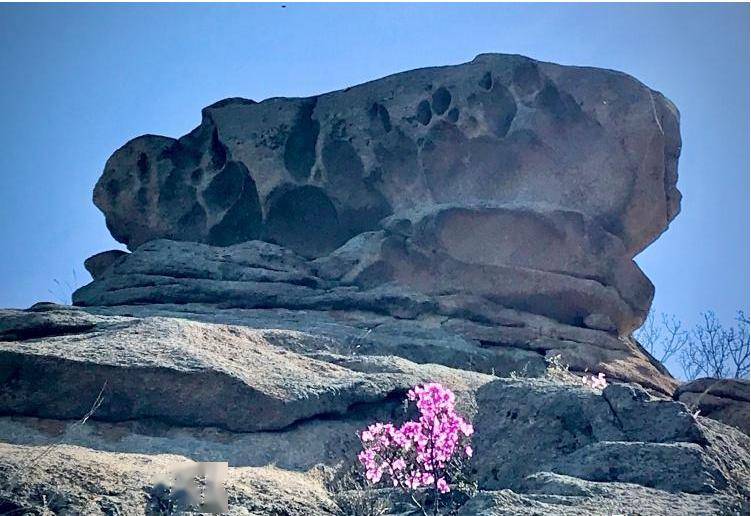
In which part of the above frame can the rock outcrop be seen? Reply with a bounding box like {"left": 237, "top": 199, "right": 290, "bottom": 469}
{"left": 73, "top": 53, "right": 688, "bottom": 393}
{"left": 0, "top": 305, "right": 747, "bottom": 515}
{"left": 0, "top": 443, "right": 341, "bottom": 516}
{"left": 91, "top": 53, "right": 681, "bottom": 337}
{"left": 71, "top": 238, "right": 675, "bottom": 394}
{"left": 4, "top": 54, "right": 746, "bottom": 515}
{"left": 0, "top": 305, "right": 490, "bottom": 433}
{"left": 96, "top": 54, "right": 681, "bottom": 257}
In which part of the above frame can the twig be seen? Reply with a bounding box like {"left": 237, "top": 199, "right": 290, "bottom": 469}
{"left": 0, "top": 381, "right": 107, "bottom": 515}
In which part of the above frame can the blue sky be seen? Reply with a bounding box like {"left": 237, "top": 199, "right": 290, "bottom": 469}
{"left": 0, "top": 3, "right": 748, "bottom": 332}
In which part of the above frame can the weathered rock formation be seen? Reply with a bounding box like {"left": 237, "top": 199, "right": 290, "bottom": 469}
{"left": 98, "top": 54, "right": 681, "bottom": 254}
{"left": 2, "top": 54, "right": 748, "bottom": 514}
{"left": 72, "top": 52, "right": 688, "bottom": 393}
{"left": 71, "top": 237, "right": 675, "bottom": 394}
{"left": 92, "top": 53, "right": 681, "bottom": 337}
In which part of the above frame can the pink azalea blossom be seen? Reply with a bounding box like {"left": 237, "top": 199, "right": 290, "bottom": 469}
{"left": 581, "top": 372, "right": 608, "bottom": 390}
{"left": 357, "top": 382, "right": 474, "bottom": 508}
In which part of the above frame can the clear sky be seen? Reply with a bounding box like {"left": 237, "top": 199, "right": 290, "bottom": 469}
{"left": 0, "top": 3, "right": 748, "bottom": 331}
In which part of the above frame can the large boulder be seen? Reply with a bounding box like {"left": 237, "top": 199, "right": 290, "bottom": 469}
{"left": 89, "top": 53, "right": 681, "bottom": 338}
{"left": 95, "top": 54, "right": 680, "bottom": 259}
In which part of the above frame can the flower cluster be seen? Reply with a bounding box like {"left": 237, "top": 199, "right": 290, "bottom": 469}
{"left": 581, "top": 372, "right": 607, "bottom": 390}
{"left": 357, "top": 383, "right": 473, "bottom": 499}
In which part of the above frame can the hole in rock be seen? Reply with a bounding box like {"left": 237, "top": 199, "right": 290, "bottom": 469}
{"left": 283, "top": 99, "right": 320, "bottom": 180}
{"left": 431, "top": 87, "right": 452, "bottom": 115}
{"left": 416, "top": 100, "right": 432, "bottom": 126}
{"left": 479, "top": 71, "right": 493, "bottom": 91}
{"left": 206, "top": 163, "right": 262, "bottom": 246}
{"left": 263, "top": 185, "right": 346, "bottom": 258}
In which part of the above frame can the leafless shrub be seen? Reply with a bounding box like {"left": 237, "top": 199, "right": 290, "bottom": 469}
{"left": 339, "top": 328, "right": 374, "bottom": 356}
{"left": 636, "top": 308, "right": 690, "bottom": 364}
{"left": 327, "top": 464, "right": 390, "bottom": 516}
{"left": 680, "top": 311, "right": 749, "bottom": 380}
{"left": 635, "top": 309, "right": 749, "bottom": 380}
{"left": 0, "top": 383, "right": 107, "bottom": 515}
{"left": 47, "top": 268, "right": 81, "bottom": 305}
{"left": 335, "top": 490, "right": 390, "bottom": 516}
{"left": 544, "top": 354, "right": 580, "bottom": 385}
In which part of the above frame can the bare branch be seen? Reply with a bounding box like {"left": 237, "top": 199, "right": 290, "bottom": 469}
{"left": 634, "top": 308, "right": 688, "bottom": 370}
{"left": 637, "top": 309, "right": 749, "bottom": 380}
{"left": 680, "top": 311, "right": 749, "bottom": 380}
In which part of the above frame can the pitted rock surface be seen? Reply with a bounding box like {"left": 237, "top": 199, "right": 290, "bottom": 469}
{"left": 92, "top": 53, "right": 680, "bottom": 338}
{"left": 96, "top": 54, "right": 680, "bottom": 259}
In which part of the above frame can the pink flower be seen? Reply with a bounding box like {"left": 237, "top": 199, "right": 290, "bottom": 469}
{"left": 357, "top": 383, "right": 474, "bottom": 498}
{"left": 582, "top": 372, "right": 608, "bottom": 390}
{"left": 366, "top": 467, "right": 383, "bottom": 483}
{"left": 594, "top": 373, "right": 607, "bottom": 389}
{"left": 357, "top": 449, "right": 375, "bottom": 465}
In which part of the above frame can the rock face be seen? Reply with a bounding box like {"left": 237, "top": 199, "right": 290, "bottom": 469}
{"left": 96, "top": 54, "right": 680, "bottom": 258}
{"left": 0, "top": 305, "right": 747, "bottom": 515}
{"left": 675, "top": 378, "right": 750, "bottom": 435}
{"left": 0, "top": 305, "right": 489, "bottom": 433}
{"left": 463, "top": 380, "right": 749, "bottom": 515}
{"left": 91, "top": 53, "right": 681, "bottom": 336}
{"left": 0, "top": 443, "right": 341, "bottom": 516}
{"left": 6, "top": 55, "right": 744, "bottom": 515}
{"left": 71, "top": 238, "right": 675, "bottom": 395}
{"left": 472, "top": 381, "right": 742, "bottom": 493}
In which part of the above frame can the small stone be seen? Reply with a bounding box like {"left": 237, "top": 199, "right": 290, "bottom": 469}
{"left": 584, "top": 313, "right": 617, "bottom": 332}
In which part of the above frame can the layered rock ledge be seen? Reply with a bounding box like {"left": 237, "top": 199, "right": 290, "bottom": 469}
{"left": 0, "top": 305, "right": 747, "bottom": 514}
{"left": 72, "top": 238, "right": 675, "bottom": 394}
{"left": 675, "top": 378, "right": 750, "bottom": 435}
{"left": 73, "top": 53, "right": 688, "bottom": 393}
